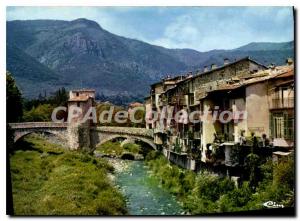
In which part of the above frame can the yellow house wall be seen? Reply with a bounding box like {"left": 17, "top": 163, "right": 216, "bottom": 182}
{"left": 246, "top": 82, "right": 270, "bottom": 137}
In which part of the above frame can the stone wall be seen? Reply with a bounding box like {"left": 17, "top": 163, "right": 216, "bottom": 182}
{"left": 168, "top": 150, "right": 196, "bottom": 170}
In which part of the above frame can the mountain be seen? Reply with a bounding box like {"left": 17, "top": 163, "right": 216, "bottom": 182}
{"left": 234, "top": 41, "right": 294, "bottom": 51}
{"left": 6, "top": 18, "right": 294, "bottom": 99}
{"left": 6, "top": 43, "right": 66, "bottom": 97}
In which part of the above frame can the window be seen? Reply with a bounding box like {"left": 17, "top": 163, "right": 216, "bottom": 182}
{"left": 223, "top": 99, "right": 230, "bottom": 110}
{"left": 200, "top": 102, "right": 204, "bottom": 112}
{"left": 77, "top": 102, "right": 80, "bottom": 107}
{"left": 194, "top": 122, "right": 201, "bottom": 132}
{"left": 76, "top": 92, "right": 79, "bottom": 96}
{"left": 271, "top": 113, "right": 294, "bottom": 140}
{"left": 274, "top": 115, "right": 284, "bottom": 138}
{"left": 272, "top": 86, "right": 294, "bottom": 109}
{"left": 189, "top": 94, "right": 194, "bottom": 105}
{"left": 285, "top": 117, "right": 294, "bottom": 140}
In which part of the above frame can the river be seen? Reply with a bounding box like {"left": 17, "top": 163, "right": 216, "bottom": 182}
{"left": 109, "top": 159, "right": 185, "bottom": 215}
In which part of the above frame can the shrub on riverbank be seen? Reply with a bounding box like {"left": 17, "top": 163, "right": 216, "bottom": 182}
{"left": 145, "top": 152, "right": 196, "bottom": 196}
{"left": 10, "top": 134, "right": 127, "bottom": 215}
{"left": 145, "top": 151, "right": 295, "bottom": 214}
{"left": 95, "top": 141, "right": 141, "bottom": 157}
{"left": 96, "top": 141, "right": 124, "bottom": 156}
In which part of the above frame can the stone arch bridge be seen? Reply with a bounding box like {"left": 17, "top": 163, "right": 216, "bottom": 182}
{"left": 9, "top": 122, "right": 156, "bottom": 150}
{"left": 93, "top": 126, "right": 156, "bottom": 150}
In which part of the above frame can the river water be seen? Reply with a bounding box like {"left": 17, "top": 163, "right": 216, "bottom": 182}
{"left": 112, "top": 160, "right": 185, "bottom": 215}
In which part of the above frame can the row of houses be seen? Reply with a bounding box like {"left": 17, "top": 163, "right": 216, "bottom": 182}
{"left": 144, "top": 57, "right": 294, "bottom": 173}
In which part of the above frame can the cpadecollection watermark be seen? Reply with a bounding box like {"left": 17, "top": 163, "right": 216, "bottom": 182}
{"left": 51, "top": 105, "right": 247, "bottom": 126}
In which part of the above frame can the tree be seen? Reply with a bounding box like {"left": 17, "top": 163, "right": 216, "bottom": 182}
{"left": 6, "top": 72, "right": 23, "bottom": 122}
{"left": 23, "top": 104, "right": 54, "bottom": 122}
{"left": 49, "top": 87, "right": 68, "bottom": 106}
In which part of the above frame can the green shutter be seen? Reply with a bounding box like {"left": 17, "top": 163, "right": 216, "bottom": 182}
{"left": 269, "top": 113, "right": 274, "bottom": 138}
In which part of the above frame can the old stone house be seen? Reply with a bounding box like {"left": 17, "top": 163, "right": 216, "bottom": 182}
{"left": 146, "top": 57, "right": 294, "bottom": 171}
{"left": 67, "top": 89, "right": 96, "bottom": 150}
{"left": 68, "top": 89, "right": 96, "bottom": 125}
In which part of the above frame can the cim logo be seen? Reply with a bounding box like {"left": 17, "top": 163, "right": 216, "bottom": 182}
{"left": 263, "top": 201, "right": 284, "bottom": 209}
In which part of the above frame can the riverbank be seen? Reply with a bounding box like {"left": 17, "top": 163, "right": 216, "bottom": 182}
{"left": 145, "top": 151, "right": 295, "bottom": 214}
{"left": 10, "top": 134, "right": 127, "bottom": 215}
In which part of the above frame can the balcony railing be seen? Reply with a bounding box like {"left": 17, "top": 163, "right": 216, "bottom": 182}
{"left": 270, "top": 98, "right": 294, "bottom": 109}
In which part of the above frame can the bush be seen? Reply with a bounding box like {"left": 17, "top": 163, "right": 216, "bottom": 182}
{"left": 96, "top": 141, "right": 123, "bottom": 156}
{"left": 96, "top": 141, "right": 142, "bottom": 158}
{"left": 123, "top": 143, "right": 141, "bottom": 154}
{"left": 23, "top": 104, "right": 54, "bottom": 122}
{"left": 218, "top": 182, "right": 252, "bottom": 212}
{"left": 193, "top": 171, "right": 235, "bottom": 202}
{"left": 145, "top": 150, "right": 161, "bottom": 161}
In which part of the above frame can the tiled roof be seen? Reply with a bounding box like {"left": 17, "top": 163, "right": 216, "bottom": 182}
{"left": 68, "top": 95, "right": 91, "bottom": 102}
{"left": 71, "top": 89, "right": 95, "bottom": 92}
{"left": 208, "top": 65, "right": 294, "bottom": 94}
{"left": 129, "top": 102, "right": 143, "bottom": 107}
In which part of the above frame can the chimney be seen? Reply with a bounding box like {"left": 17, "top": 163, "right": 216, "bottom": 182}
{"left": 224, "top": 58, "right": 229, "bottom": 65}
{"left": 286, "top": 58, "right": 293, "bottom": 66}
{"left": 211, "top": 64, "right": 217, "bottom": 70}
{"left": 203, "top": 66, "right": 208, "bottom": 72}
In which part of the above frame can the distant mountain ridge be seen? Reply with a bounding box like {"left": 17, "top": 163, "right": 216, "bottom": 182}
{"left": 6, "top": 18, "right": 294, "bottom": 99}
{"left": 234, "top": 41, "right": 293, "bottom": 51}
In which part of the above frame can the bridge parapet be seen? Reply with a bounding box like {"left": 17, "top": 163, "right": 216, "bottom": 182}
{"left": 94, "top": 126, "right": 153, "bottom": 138}
{"left": 9, "top": 122, "right": 68, "bottom": 129}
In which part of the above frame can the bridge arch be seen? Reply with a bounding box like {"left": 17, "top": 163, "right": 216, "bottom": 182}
{"left": 9, "top": 122, "right": 69, "bottom": 143}
{"left": 96, "top": 134, "right": 157, "bottom": 150}
{"left": 13, "top": 129, "right": 68, "bottom": 143}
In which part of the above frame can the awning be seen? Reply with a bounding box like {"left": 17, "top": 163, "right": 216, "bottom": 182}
{"left": 272, "top": 151, "right": 292, "bottom": 156}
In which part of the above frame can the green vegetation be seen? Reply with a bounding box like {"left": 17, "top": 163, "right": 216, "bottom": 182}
{"left": 145, "top": 151, "right": 295, "bottom": 214}
{"left": 6, "top": 72, "right": 23, "bottom": 122}
{"left": 96, "top": 103, "right": 145, "bottom": 127}
{"left": 23, "top": 104, "right": 54, "bottom": 122}
{"left": 10, "top": 134, "right": 127, "bottom": 215}
{"left": 22, "top": 87, "right": 68, "bottom": 122}
{"left": 95, "top": 141, "right": 141, "bottom": 157}
{"left": 96, "top": 93, "right": 145, "bottom": 107}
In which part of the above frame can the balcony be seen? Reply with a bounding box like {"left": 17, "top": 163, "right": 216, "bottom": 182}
{"left": 270, "top": 98, "right": 294, "bottom": 109}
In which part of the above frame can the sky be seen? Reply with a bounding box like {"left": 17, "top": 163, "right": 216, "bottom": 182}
{"left": 6, "top": 6, "right": 294, "bottom": 51}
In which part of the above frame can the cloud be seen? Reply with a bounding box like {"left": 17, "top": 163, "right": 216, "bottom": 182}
{"left": 148, "top": 7, "right": 294, "bottom": 51}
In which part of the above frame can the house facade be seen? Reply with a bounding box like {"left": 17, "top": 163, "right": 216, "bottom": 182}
{"left": 146, "top": 57, "right": 294, "bottom": 171}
